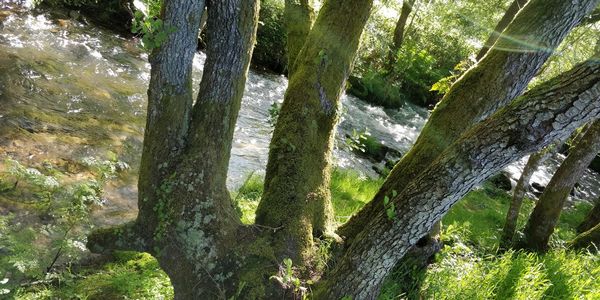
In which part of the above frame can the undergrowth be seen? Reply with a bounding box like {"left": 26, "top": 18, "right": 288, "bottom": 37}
{"left": 8, "top": 169, "right": 599, "bottom": 299}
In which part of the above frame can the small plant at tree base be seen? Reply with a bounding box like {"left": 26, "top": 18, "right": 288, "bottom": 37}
{"left": 270, "top": 258, "right": 307, "bottom": 297}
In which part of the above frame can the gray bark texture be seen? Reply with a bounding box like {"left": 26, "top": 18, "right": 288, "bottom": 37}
{"left": 317, "top": 59, "right": 600, "bottom": 299}
{"left": 339, "top": 0, "right": 600, "bottom": 246}
{"left": 521, "top": 120, "right": 600, "bottom": 251}
{"left": 89, "top": 0, "right": 260, "bottom": 298}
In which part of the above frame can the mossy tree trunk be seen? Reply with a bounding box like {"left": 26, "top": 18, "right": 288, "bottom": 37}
{"left": 255, "top": 0, "right": 374, "bottom": 264}
{"left": 500, "top": 143, "right": 557, "bottom": 248}
{"left": 577, "top": 199, "right": 600, "bottom": 233}
{"left": 88, "top": 0, "right": 261, "bottom": 298}
{"left": 570, "top": 221, "right": 600, "bottom": 251}
{"left": 284, "top": 0, "right": 315, "bottom": 76}
{"left": 521, "top": 120, "right": 600, "bottom": 252}
{"left": 338, "top": 0, "right": 599, "bottom": 245}
{"left": 316, "top": 59, "right": 600, "bottom": 299}
{"left": 475, "top": 0, "right": 529, "bottom": 61}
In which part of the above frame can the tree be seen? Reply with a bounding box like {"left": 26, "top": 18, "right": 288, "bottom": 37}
{"left": 339, "top": 0, "right": 599, "bottom": 245}
{"left": 521, "top": 120, "right": 600, "bottom": 251}
{"left": 86, "top": 0, "right": 600, "bottom": 298}
{"left": 391, "top": 0, "right": 415, "bottom": 55}
{"left": 318, "top": 58, "right": 600, "bottom": 299}
{"left": 476, "top": 0, "right": 529, "bottom": 61}
{"left": 500, "top": 143, "right": 557, "bottom": 248}
{"left": 570, "top": 221, "right": 600, "bottom": 251}
{"left": 284, "top": 0, "right": 314, "bottom": 75}
{"left": 577, "top": 199, "right": 600, "bottom": 233}
{"left": 254, "top": 0, "right": 374, "bottom": 263}
{"left": 89, "top": 0, "right": 261, "bottom": 298}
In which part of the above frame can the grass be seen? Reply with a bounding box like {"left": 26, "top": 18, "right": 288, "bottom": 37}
{"left": 13, "top": 252, "right": 173, "bottom": 299}
{"left": 10, "top": 171, "right": 599, "bottom": 299}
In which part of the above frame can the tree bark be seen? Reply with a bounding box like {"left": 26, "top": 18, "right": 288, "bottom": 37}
{"left": 570, "top": 221, "right": 600, "bottom": 251}
{"left": 475, "top": 0, "right": 529, "bottom": 61}
{"left": 317, "top": 58, "right": 600, "bottom": 299}
{"left": 338, "top": 0, "right": 600, "bottom": 245}
{"left": 391, "top": 0, "right": 415, "bottom": 54}
{"left": 284, "top": 0, "right": 315, "bottom": 76}
{"left": 89, "top": 0, "right": 260, "bottom": 298}
{"left": 577, "top": 199, "right": 600, "bottom": 233}
{"left": 500, "top": 143, "right": 557, "bottom": 248}
{"left": 255, "top": 0, "right": 374, "bottom": 263}
{"left": 521, "top": 120, "right": 600, "bottom": 252}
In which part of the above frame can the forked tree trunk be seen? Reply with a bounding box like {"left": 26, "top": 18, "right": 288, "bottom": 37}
{"left": 475, "top": 0, "right": 529, "bottom": 61}
{"left": 255, "top": 0, "right": 374, "bottom": 263}
{"left": 500, "top": 144, "right": 557, "bottom": 248}
{"left": 577, "top": 200, "right": 600, "bottom": 233}
{"left": 89, "top": 0, "right": 260, "bottom": 298}
{"left": 521, "top": 120, "right": 600, "bottom": 251}
{"left": 338, "top": 0, "right": 599, "bottom": 245}
{"left": 317, "top": 59, "right": 600, "bottom": 299}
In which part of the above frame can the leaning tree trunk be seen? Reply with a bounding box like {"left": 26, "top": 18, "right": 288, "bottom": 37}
{"left": 254, "top": 0, "right": 374, "bottom": 264}
{"left": 521, "top": 120, "right": 600, "bottom": 252}
{"left": 316, "top": 58, "right": 600, "bottom": 300}
{"left": 338, "top": 0, "right": 599, "bottom": 245}
{"left": 88, "top": 0, "right": 260, "bottom": 298}
{"left": 577, "top": 199, "right": 600, "bottom": 233}
{"left": 570, "top": 221, "right": 600, "bottom": 251}
{"left": 500, "top": 143, "right": 557, "bottom": 248}
{"left": 475, "top": 0, "right": 529, "bottom": 61}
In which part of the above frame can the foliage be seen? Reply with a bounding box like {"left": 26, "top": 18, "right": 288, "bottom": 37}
{"left": 131, "top": 11, "right": 176, "bottom": 51}
{"left": 267, "top": 101, "right": 281, "bottom": 128}
{"left": 0, "top": 157, "right": 126, "bottom": 297}
{"left": 14, "top": 252, "right": 173, "bottom": 299}
{"left": 253, "top": 0, "right": 287, "bottom": 73}
{"left": 9, "top": 170, "right": 599, "bottom": 298}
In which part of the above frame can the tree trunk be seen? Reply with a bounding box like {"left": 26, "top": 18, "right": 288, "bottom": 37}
{"left": 570, "top": 221, "right": 600, "bottom": 251}
{"left": 338, "top": 0, "right": 599, "bottom": 245}
{"left": 284, "top": 0, "right": 314, "bottom": 76}
{"left": 577, "top": 200, "right": 600, "bottom": 233}
{"left": 475, "top": 0, "right": 529, "bottom": 61}
{"left": 316, "top": 58, "right": 600, "bottom": 299}
{"left": 89, "top": 0, "right": 260, "bottom": 298}
{"left": 254, "top": 0, "right": 374, "bottom": 263}
{"left": 521, "top": 120, "right": 600, "bottom": 252}
{"left": 391, "top": 0, "right": 415, "bottom": 54}
{"left": 500, "top": 143, "right": 557, "bottom": 248}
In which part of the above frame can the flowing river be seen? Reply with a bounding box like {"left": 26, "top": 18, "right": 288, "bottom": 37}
{"left": 0, "top": 7, "right": 598, "bottom": 226}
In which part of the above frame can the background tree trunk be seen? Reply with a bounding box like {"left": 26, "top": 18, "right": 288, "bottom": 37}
{"left": 500, "top": 143, "right": 557, "bottom": 248}
{"left": 577, "top": 199, "right": 600, "bottom": 233}
{"left": 389, "top": 0, "right": 415, "bottom": 56}
{"left": 475, "top": 0, "right": 529, "bottom": 61}
{"left": 317, "top": 59, "right": 600, "bottom": 300}
{"left": 570, "top": 221, "right": 600, "bottom": 251}
{"left": 521, "top": 120, "right": 600, "bottom": 251}
{"left": 254, "top": 0, "right": 374, "bottom": 263}
{"left": 284, "top": 0, "right": 314, "bottom": 76}
{"left": 339, "top": 0, "right": 600, "bottom": 246}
